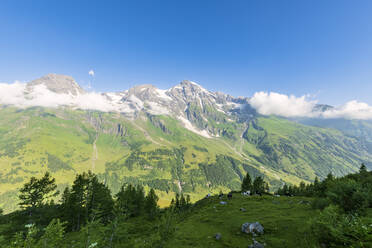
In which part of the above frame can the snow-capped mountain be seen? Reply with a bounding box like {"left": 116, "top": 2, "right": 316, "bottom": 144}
{"left": 22, "top": 74, "right": 254, "bottom": 137}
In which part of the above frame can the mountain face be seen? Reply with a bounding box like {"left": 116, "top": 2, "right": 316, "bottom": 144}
{"left": 27, "top": 73, "right": 85, "bottom": 96}
{"left": 0, "top": 74, "right": 371, "bottom": 212}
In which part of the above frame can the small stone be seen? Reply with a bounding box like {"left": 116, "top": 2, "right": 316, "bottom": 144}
{"left": 240, "top": 207, "right": 247, "bottom": 212}
{"left": 248, "top": 240, "right": 265, "bottom": 248}
{"left": 215, "top": 233, "right": 222, "bottom": 240}
{"left": 241, "top": 222, "right": 264, "bottom": 235}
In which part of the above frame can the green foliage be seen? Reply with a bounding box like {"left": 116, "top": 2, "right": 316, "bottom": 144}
{"left": 277, "top": 165, "right": 372, "bottom": 214}
{"left": 170, "top": 193, "right": 191, "bottom": 212}
{"left": 252, "top": 176, "right": 268, "bottom": 194}
{"left": 327, "top": 178, "right": 368, "bottom": 214}
{"left": 157, "top": 209, "right": 176, "bottom": 245}
{"left": 241, "top": 172, "right": 252, "bottom": 192}
{"left": 115, "top": 184, "right": 145, "bottom": 218}
{"left": 310, "top": 205, "right": 371, "bottom": 247}
{"left": 9, "top": 223, "right": 38, "bottom": 248}
{"left": 18, "top": 172, "right": 59, "bottom": 209}
{"left": 144, "top": 189, "right": 159, "bottom": 220}
{"left": 61, "top": 172, "right": 114, "bottom": 231}
{"left": 46, "top": 153, "right": 72, "bottom": 172}
{"left": 38, "top": 219, "right": 66, "bottom": 248}
{"left": 311, "top": 197, "right": 330, "bottom": 210}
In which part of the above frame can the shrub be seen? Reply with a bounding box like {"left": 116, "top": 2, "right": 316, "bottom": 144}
{"left": 310, "top": 205, "right": 370, "bottom": 247}
{"left": 311, "top": 197, "right": 330, "bottom": 210}
{"left": 326, "top": 179, "right": 368, "bottom": 214}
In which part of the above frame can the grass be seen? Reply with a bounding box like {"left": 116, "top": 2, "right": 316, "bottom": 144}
{"left": 166, "top": 194, "right": 317, "bottom": 248}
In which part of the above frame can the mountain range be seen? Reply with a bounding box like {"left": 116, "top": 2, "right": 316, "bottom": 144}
{"left": 0, "top": 73, "right": 371, "bottom": 212}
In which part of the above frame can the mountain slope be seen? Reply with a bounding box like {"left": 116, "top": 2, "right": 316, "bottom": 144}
{"left": 0, "top": 74, "right": 371, "bottom": 212}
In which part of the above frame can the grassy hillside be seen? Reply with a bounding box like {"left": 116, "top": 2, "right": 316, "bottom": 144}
{"left": 165, "top": 194, "right": 318, "bottom": 247}
{"left": 0, "top": 105, "right": 371, "bottom": 213}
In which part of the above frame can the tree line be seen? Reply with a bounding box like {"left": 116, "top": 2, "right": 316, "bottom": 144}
{"left": 0, "top": 171, "right": 192, "bottom": 247}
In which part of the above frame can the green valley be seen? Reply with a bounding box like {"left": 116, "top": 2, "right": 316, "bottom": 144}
{"left": 1, "top": 103, "right": 371, "bottom": 213}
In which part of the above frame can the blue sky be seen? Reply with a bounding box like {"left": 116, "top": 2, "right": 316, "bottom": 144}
{"left": 1, "top": 0, "right": 372, "bottom": 105}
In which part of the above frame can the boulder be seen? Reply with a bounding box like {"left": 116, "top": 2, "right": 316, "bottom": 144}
{"left": 248, "top": 240, "right": 265, "bottom": 248}
{"left": 241, "top": 222, "right": 264, "bottom": 235}
{"left": 215, "top": 233, "right": 222, "bottom": 240}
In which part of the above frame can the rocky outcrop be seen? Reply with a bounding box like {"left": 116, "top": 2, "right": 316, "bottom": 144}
{"left": 27, "top": 73, "right": 85, "bottom": 96}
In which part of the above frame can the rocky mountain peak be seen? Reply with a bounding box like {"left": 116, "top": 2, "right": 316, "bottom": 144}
{"left": 27, "top": 73, "right": 85, "bottom": 96}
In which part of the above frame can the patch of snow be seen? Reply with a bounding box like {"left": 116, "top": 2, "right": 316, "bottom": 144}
{"left": 198, "top": 97, "right": 203, "bottom": 110}
{"left": 227, "top": 101, "right": 244, "bottom": 109}
{"left": 178, "top": 116, "right": 212, "bottom": 138}
{"left": 155, "top": 89, "right": 172, "bottom": 101}
{"left": 147, "top": 101, "right": 169, "bottom": 115}
{"left": 128, "top": 95, "right": 144, "bottom": 108}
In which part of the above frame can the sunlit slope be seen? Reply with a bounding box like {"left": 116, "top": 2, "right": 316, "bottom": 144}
{"left": 0, "top": 106, "right": 371, "bottom": 212}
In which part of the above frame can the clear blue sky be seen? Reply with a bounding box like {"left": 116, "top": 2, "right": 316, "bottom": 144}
{"left": 1, "top": 0, "right": 372, "bottom": 105}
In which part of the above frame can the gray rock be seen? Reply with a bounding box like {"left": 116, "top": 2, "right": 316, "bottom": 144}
{"left": 240, "top": 207, "right": 247, "bottom": 212}
{"left": 248, "top": 240, "right": 265, "bottom": 248}
{"left": 241, "top": 222, "right": 264, "bottom": 235}
{"left": 215, "top": 233, "right": 222, "bottom": 240}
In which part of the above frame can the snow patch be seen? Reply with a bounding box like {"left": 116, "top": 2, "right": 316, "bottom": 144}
{"left": 155, "top": 89, "right": 172, "bottom": 101}
{"left": 178, "top": 116, "right": 212, "bottom": 138}
{"left": 147, "top": 101, "right": 169, "bottom": 115}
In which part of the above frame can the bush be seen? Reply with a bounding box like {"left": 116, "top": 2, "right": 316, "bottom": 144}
{"left": 310, "top": 205, "right": 370, "bottom": 247}
{"left": 311, "top": 197, "right": 330, "bottom": 210}
{"left": 326, "top": 179, "right": 368, "bottom": 214}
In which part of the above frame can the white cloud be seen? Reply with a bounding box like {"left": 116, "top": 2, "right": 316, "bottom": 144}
{"left": 88, "top": 70, "right": 95, "bottom": 77}
{"left": 249, "top": 92, "right": 317, "bottom": 118}
{"left": 321, "top": 101, "right": 372, "bottom": 120}
{"left": 0, "top": 81, "right": 130, "bottom": 112}
{"left": 249, "top": 91, "right": 372, "bottom": 120}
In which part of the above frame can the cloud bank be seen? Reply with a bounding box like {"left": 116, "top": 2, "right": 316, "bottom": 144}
{"left": 249, "top": 91, "right": 372, "bottom": 120}
{"left": 0, "top": 81, "right": 132, "bottom": 113}
{"left": 1, "top": 80, "right": 372, "bottom": 120}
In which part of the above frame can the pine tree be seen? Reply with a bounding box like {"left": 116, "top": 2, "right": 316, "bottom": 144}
{"left": 115, "top": 184, "right": 145, "bottom": 218}
{"left": 241, "top": 172, "right": 252, "bottom": 192}
{"left": 38, "top": 219, "right": 66, "bottom": 248}
{"left": 62, "top": 171, "right": 114, "bottom": 231}
{"left": 359, "top": 163, "right": 367, "bottom": 174}
{"left": 18, "top": 172, "right": 59, "bottom": 214}
{"left": 144, "top": 188, "right": 159, "bottom": 219}
{"left": 252, "top": 176, "right": 265, "bottom": 194}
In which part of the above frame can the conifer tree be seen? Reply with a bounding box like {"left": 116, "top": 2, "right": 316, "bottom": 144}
{"left": 18, "top": 172, "right": 59, "bottom": 216}
{"left": 62, "top": 171, "right": 114, "bottom": 231}
{"left": 38, "top": 219, "right": 66, "bottom": 248}
{"left": 144, "top": 188, "right": 159, "bottom": 219}
{"left": 241, "top": 172, "right": 252, "bottom": 192}
{"left": 252, "top": 176, "right": 265, "bottom": 194}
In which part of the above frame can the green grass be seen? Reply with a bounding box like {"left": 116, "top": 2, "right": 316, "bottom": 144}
{"left": 166, "top": 194, "right": 317, "bottom": 248}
